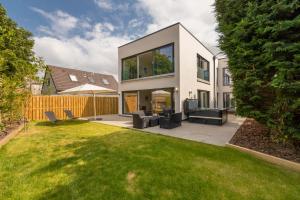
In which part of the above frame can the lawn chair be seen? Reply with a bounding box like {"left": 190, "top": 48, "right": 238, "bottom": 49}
{"left": 45, "top": 111, "right": 59, "bottom": 123}
{"left": 64, "top": 110, "right": 78, "bottom": 119}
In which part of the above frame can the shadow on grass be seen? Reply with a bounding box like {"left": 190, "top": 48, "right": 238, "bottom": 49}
{"left": 34, "top": 120, "right": 89, "bottom": 127}
{"left": 30, "top": 126, "right": 300, "bottom": 200}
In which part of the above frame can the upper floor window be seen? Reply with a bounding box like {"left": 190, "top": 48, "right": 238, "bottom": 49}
{"left": 223, "top": 68, "right": 232, "bottom": 86}
{"left": 122, "top": 44, "right": 174, "bottom": 80}
{"left": 153, "top": 45, "right": 174, "bottom": 76}
{"left": 122, "top": 57, "right": 137, "bottom": 80}
{"left": 69, "top": 74, "right": 78, "bottom": 82}
{"left": 197, "top": 55, "right": 209, "bottom": 82}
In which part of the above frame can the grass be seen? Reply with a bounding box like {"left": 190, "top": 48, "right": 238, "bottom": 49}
{"left": 0, "top": 120, "right": 300, "bottom": 200}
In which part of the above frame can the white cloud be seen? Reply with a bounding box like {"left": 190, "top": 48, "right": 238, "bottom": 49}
{"left": 31, "top": 7, "right": 78, "bottom": 37}
{"left": 32, "top": 1, "right": 219, "bottom": 79}
{"left": 94, "top": 0, "right": 113, "bottom": 10}
{"left": 34, "top": 30, "right": 129, "bottom": 77}
{"left": 137, "top": 0, "right": 218, "bottom": 45}
{"left": 32, "top": 8, "right": 129, "bottom": 77}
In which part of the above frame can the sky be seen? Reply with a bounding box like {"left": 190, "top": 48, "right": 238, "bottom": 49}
{"left": 1, "top": 0, "right": 218, "bottom": 77}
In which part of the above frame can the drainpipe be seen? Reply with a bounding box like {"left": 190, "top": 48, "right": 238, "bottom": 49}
{"left": 213, "top": 55, "right": 216, "bottom": 108}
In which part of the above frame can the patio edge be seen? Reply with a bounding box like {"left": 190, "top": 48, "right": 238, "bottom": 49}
{"left": 226, "top": 143, "right": 300, "bottom": 172}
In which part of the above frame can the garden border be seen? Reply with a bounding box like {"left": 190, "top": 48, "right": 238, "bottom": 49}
{"left": 0, "top": 123, "right": 24, "bottom": 147}
{"left": 226, "top": 143, "right": 300, "bottom": 172}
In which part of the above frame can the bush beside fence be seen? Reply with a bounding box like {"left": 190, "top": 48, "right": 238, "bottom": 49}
{"left": 24, "top": 96, "right": 118, "bottom": 120}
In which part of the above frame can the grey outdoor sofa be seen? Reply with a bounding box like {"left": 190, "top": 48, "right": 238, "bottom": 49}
{"left": 183, "top": 99, "right": 227, "bottom": 125}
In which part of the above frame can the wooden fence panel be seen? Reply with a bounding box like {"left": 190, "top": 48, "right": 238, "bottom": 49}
{"left": 24, "top": 95, "right": 118, "bottom": 120}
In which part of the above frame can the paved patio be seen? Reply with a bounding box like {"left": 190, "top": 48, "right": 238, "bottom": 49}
{"left": 91, "top": 114, "right": 245, "bottom": 146}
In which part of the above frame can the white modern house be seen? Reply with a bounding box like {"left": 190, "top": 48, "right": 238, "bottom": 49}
{"left": 118, "top": 22, "right": 233, "bottom": 118}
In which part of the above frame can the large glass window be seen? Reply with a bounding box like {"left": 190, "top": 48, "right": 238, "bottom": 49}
{"left": 197, "top": 55, "right": 209, "bottom": 82}
{"left": 122, "top": 44, "right": 174, "bottom": 80}
{"left": 198, "top": 90, "right": 210, "bottom": 108}
{"left": 154, "top": 45, "right": 174, "bottom": 75}
{"left": 223, "top": 68, "right": 232, "bottom": 86}
{"left": 122, "top": 57, "right": 137, "bottom": 80}
{"left": 138, "top": 51, "right": 154, "bottom": 78}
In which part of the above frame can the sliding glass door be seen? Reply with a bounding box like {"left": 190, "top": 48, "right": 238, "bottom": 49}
{"left": 123, "top": 92, "right": 138, "bottom": 114}
{"left": 151, "top": 89, "right": 173, "bottom": 113}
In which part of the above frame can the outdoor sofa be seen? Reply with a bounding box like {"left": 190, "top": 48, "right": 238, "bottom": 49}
{"left": 132, "top": 111, "right": 159, "bottom": 129}
{"left": 183, "top": 99, "right": 227, "bottom": 125}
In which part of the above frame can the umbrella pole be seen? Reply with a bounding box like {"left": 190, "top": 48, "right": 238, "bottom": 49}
{"left": 93, "top": 93, "right": 96, "bottom": 120}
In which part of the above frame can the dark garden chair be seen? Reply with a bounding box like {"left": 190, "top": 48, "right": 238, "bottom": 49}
{"left": 45, "top": 111, "right": 59, "bottom": 123}
{"left": 64, "top": 110, "right": 78, "bottom": 119}
{"left": 159, "top": 112, "right": 182, "bottom": 129}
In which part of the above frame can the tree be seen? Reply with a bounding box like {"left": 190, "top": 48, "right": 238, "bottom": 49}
{"left": 0, "top": 4, "right": 44, "bottom": 129}
{"left": 215, "top": 0, "right": 300, "bottom": 139}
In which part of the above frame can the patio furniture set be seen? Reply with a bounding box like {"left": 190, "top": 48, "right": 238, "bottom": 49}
{"left": 132, "top": 110, "right": 182, "bottom": 129}
{"left": 132, "top": 99, "right": 228, "bottom": 129}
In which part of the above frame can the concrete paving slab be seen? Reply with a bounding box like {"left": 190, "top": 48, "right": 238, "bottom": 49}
{"left": 91, "top": 114, "right": 245, "bottom": 146}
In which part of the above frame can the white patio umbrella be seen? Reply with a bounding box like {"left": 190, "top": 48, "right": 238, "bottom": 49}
{"left": 58, "top": 83, "right": 116, "bottom": 120}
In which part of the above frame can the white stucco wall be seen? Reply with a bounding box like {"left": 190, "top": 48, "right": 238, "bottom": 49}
{"left": 178, "top": 25, "right": 215, "bottom": 117}
{"left": 118, "top": 24, "right": 180, "bottom": 114}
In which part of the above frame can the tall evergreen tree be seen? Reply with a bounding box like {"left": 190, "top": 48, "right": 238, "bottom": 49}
{"left": 215, "top": 0, "right": 300, "bottom": 139}
{"left": 0, "top": 4, "right": 44, "bottom": 129}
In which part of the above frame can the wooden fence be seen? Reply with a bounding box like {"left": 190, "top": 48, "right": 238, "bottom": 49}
{"left": 24, "top": 96, "right": 118, "bottom": 120}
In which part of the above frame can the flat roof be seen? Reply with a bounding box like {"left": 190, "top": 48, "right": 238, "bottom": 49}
{"left": 118, "top": 22, "right": 215, "bottom": 55}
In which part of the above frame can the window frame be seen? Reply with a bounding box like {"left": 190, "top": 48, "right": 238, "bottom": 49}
{"left": 223, "top": 68, "right": 231, "bottom": 86}
{"left": 223, "top": 92, "right": 235, "bottom": 109}
{"left": 69, "top": 74, "right": 78, "bottom": 82}
{"left": 197, "top": 54, "right": 210, "bottom": 83}
{"left": 197, "top": 90, "right": 210, "bottom": 108}
{"left": 121, "top": 43, "right": 175, "bottom": 81}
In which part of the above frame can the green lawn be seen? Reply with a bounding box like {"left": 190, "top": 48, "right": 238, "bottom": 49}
{"left": 0, "top": 121, "right": 299, "bottom": 200}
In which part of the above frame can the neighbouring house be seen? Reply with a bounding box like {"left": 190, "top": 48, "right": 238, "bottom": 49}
{"left": 42, "top": 65, "right": 118, "bottom": 95}
{"left": 30, "top": 82, "right": 42, "bottom": 95}
{"left": 216, "top": 58, "right": 235, "bottom": 111}
{"left": 118, "top": 22, "right": 233, "bottom": 118}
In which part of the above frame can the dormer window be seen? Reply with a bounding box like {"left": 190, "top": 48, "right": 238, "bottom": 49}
{"left": 102, "top": 78, "right": 109, "bottom": 85}
{"left": 69, "top": 74, "right": 78, "bottom": 82}
{"left": 88, "top": 76, "right": 95, "bottom": 83}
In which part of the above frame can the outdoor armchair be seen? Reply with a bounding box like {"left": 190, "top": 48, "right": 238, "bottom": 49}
{"left": 132, "top": 111, "right": 152, "bottom": 129}
{"left": 159, "top": 112, "right": 182, "bottom": 129}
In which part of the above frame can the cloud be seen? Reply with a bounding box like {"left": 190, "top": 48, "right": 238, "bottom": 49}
{"left": 31, "top": 7, "right": 78, "bottom": 37}
{"left": 93, "top": 0, "right": 113, "bottom": 10}
{"left": 32, "top": 7, "right": 129, "bottom": 77}
{"left": 34, "top": 33, "right": 128, "bottom": 77}
{"left": 136, "top": 0, "right": 218, "bottom": 45}
{"left": 32, "top": 0, "right": 219, "bottom": 79}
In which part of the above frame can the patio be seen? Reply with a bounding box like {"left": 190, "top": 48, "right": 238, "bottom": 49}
{"left": 92, "top": 114, "right": 245, "bottom": 146}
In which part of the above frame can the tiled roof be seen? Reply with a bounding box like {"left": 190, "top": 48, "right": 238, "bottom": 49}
{"left": 47, "top": 65, "right": 118, "bottom": 91}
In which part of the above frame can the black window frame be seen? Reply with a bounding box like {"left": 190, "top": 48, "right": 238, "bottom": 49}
{"left": 121, "top": 43, "right": 175, "bottom": 81}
